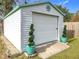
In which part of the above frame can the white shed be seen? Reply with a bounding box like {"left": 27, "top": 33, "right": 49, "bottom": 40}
{"left": 4, "top": 2, "right": 64, "bottom": 52}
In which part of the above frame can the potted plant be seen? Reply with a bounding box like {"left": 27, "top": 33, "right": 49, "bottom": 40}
{"left": 25, "top": 24, "right": 36, "bottom": 55}
{"left": 60, "top": 25, "right": 68, "bottom": 43}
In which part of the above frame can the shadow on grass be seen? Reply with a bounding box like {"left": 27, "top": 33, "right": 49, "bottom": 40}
{"left": 10, "top": 52, "right": 24, "bottom": 58}
{"left": 68, "top": 38, "right": 76, "bottom": 43}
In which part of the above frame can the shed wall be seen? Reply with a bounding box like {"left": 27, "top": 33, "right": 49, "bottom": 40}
{"left": 4, "top": 10, "right": 22, "bottom": 51}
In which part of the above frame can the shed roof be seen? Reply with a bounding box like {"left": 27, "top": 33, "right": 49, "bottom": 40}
{"left": 4, "top": 2, "right": 65, "bottom": 19}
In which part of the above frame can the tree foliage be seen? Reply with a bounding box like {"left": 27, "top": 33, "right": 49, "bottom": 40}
{"left": 0, "top": 0, "right": 73, "bottom": 19}
{"left": 72, "top": 15, "right": 79, "bottom": 22}
{"left": 0, "top": 0, "right": 15, "bottom": 15}
{"left": 56, "top": 5, "right": 73, "bottom": 22}
{"left": 71, "top": 13, "right": 79, "bottom": 22}
{"left": 62, "top": 25, "right": 67, "bottom": 37}
{"left": 28, "top": 24, "right": 35, "bottom": 46}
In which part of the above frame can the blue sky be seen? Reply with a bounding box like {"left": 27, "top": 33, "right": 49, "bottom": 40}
{"left": 15, "top": 0, "right": 79, "bottom": 13}
{"left": 50, "top": 0, "right": 79, "bottom": 13}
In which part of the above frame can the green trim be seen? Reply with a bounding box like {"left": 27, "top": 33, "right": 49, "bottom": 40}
{"left": 21, "top": 2, "right": 49, "bottom": 7}
{"left": 4, "top": 2, "right": 65, "bottom": 19}
{"left": 21, "top": 2, "right": 65, "bottom": 16}
{"left": 48, "top": 2, "right": 65, "bottom": 16}
{"left": 4, "top": 6, "right": 20, "bottom": 19}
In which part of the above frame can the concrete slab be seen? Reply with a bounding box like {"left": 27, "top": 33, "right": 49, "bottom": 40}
{"left": 37, "top": 42, "right": 69, "bottom": 59}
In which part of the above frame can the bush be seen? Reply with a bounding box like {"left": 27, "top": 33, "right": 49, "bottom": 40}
{"left": 28, "top": 24, "right": 35, "bottom": 46}
{"left": 62, "top": 25, "right": 67, "bottom": 37}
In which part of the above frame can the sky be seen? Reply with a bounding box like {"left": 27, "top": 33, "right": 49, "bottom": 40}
{"left": 15, "top": 0, "right": 79, "bottom": 13}
{"left": 50, "top": 0, "right": 79, "bottom": 13}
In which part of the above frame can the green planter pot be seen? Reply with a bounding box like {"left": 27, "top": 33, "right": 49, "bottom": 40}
{"left": 60, "top": 36, "right": 68, "bottom": 43}
{"left": 25, "top": 45, "right": 36, "bottom": 55}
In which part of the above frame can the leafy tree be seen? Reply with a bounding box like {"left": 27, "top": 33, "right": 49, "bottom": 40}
{"left": 0, "top": 0, "right": 16, "bottom": 15}
{"left": 71, "top": 14, "right": 79, "bottom": 22}
{"left": 56, "top": 5, "right": 73, "bottom": 22}
{"left": 3, "top": 0, "right": 13, "bottom": 15}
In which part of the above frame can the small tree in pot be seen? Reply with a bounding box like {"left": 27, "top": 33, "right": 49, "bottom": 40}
{"left": 26, "top": 24, "right": 36, "bottom": 55}
{"left": 60, "top": 25, "right": 68, "bottom": 43}
{"left": 62, "top": 25, "right": 67, "bottom": 37}
{"left": 28, "top": 24, "right": 35, "bottom": 46}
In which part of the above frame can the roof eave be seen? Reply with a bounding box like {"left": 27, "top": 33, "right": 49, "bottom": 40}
{"left": 4, "top": 2, "right": 65, "bottom": 19}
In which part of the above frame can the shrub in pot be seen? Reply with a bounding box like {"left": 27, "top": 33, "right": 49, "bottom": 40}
{"left": 60, "top": 25, "right": 68, "bottom": 43}
{"left": 25, "top": 24, "right": 36, "bottom": 55}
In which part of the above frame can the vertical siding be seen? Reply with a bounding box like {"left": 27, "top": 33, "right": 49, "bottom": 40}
{"left": 4, "top": 10, "right": 22, "bottom": 51}
{"left": 58, "top": 16, "right": 64, "bottom": 41}
{"left": 21, "top": 3, "right": 64, "bottom": 50}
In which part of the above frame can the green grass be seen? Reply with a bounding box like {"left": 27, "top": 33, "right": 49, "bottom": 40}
{"left": 12, "top": 38, "right": 79, "bottom": 59}
{"left": 49, "top": 38, "right": 79, "bottom": 59}
{"left": 0, "top": 36, "right": 6, "bottom": 59}
{"left": 11, "top": 54, "right": 41, "bottom": 59}
{"left": 0, "top": 34, "right": 79, "bottom": 59}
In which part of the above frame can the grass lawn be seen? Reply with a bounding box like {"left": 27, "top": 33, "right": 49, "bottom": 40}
{"left": 0, "top": 35, "right": 79, "bottom": 59}
{"left": 12, "top": 38, "right": 79, "bottom": 59}
{"left": 11, "top": 54, "right": 40, "bottom": 59}
{"left": 49, "top": 38, "right": 79, "bottom": 59}
{"left": 0, "top": 35, "right": 7, "bottom": 59}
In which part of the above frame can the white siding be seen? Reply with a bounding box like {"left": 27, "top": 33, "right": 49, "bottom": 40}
{"left": 4, "top": 10, "right": 22, "bottom": 51}
{"left": 21, "top": 10, "right": 32, "bottom": 51}
{"left": 21, "top": 3, "right": 64, "bottom": 48}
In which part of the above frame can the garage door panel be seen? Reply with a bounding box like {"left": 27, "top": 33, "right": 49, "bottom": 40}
{"left": 32, "top": 13, "right": 58, "bottom": 45}
{"left": 35, "top": 26, "right": 56, "bottom": 31}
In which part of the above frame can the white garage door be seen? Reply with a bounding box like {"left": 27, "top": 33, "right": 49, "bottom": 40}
{"left": 32, "top": 13, "right": 58, "bottom": 45}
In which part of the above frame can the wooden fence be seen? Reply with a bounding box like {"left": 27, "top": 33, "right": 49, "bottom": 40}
{"left": 65, "top": 22, "right": 79, "bottom": 38}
